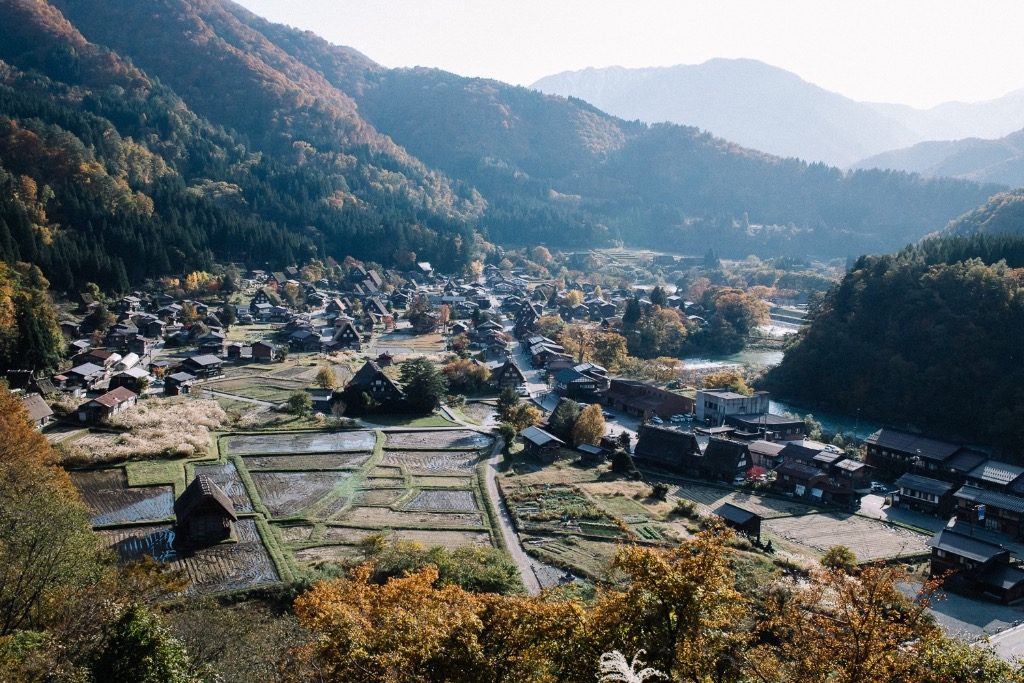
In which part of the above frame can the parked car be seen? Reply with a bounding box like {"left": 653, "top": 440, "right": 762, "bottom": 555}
{"left": 649, "top": 416, "right": 663, "bottom": 425}
{"left": 870, "top": 481, "right": 888, "bottom": 494}
{"left": 516, "top": 385, "right": 530, "bottom": 397}
{"left": 670, "top": 414, "right": 687, "bottom": 423}
{"left": 603, "top": 411, "right": 614, "bottom": 419}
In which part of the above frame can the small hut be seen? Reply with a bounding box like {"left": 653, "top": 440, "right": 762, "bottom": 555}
{"left": 174, "top": 475, "right": 237, "bottom": 546}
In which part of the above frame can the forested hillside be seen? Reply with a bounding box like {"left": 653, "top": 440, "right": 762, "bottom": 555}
{"left": 231, "top": 8, "right": 1003, "bottom": 257}
{"left": 0, "top": 0, "right": 1010, "bottom": 296}
{"left": 942, "top": 189, "right": 1024, "bottom": 238}
{"left": 0, "top": 0, "right": 479, "bottom": 293}
{"left": 762, "top": 234, "right": 1024, "bottom": 450}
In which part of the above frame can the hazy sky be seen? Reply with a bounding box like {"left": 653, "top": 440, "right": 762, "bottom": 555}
{"left": 234, "top": 0, "right": 1024, "bottom": 109}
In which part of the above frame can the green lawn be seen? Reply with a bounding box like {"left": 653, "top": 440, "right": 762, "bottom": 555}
{"left": 125, "top": 459, "right": 189, "bottom": 495}
{"left": 360, "top": 413, "right": 458, "bottom": 428}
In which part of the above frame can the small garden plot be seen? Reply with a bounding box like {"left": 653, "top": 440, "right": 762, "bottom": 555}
{"left": 525, "top": 536, "right": 621, "bottom": 580}
{"left": 405, "top": 490, "right": 478, "bottom": 513}
{"left": 354, "top": 489, "right": 405, "bottom": 506}
{"left": 226, "top": 431, "right": 375, "bottom": 455}
{"left": 340, "top": 507, "right": 484, "bottom": 529}
{"left": 670, "top": 483, "right": 814, "bottom": 519}
{"left": 315, "top": 495, "right": 352, "bottom": 520}
{"left": 763, "top": 513, "right": 930, "bottom": 562}
{"left": 362, "top": 477, "right": 405, "bottom": 488}
{"left": 460, "top": 402, "right": 497, "bottom": 425}
{"left": 384, "top": 430, "right": 493, "bottom": 450}
{"left": 274, "top": 524, "right": 315, "bottom": 544}
{"left": 368, "top": 465, "right": 402, "bottom": 477}
{"left": 505, "top": 484, "right": 619, "bottom": 536}
{"left": 321, "top": 526, "right": 378, "bottom": 544}
{"left": 381, "top": 450, "right": 481, "bottom": 474}
{"left": 206, "top": 377, "right": 308, "bottom": 403}
{"left": 242, "top": 452, "right": 372, "bottom": 471}
{"left": 192, "top": 462, "right": 253, "bottom": 513}
{"left": 267, "top": 365, "right": 320, "bottom": 381}
{"left": 98, "top": 520, "right": 278, "bottom": 594}
{"left": 411, "top": 475, "right": 473, "bottom": 489}
{"left": 377, "top": 529, "right": 491, "bottom": 549}
{"left": 250, "top": 471, "right": 352, "bottom": 517}
{"left": 294, "top": 545, "right": 363, "bottom": 565}
{"left": 70, "top": 469, "right": 174, "bottom": 526}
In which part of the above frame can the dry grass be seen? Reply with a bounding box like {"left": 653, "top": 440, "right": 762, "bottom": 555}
{"left": 62, "top": 398, "right": 225, "bottom": 464}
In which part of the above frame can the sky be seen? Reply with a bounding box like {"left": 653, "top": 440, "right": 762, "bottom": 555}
{"left": 233, "top": 0, "right": 1024, "bottom": 109}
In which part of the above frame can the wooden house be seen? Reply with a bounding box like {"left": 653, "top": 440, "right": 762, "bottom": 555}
{"left": 490, "top": 359, "right": 526, "bottom": 390}
{"left": 520, "top": 426, "right": 565, "bottom": 463}
{"left": 175, "top": 475, "right": 238, "bottom": 546}
{"left": 164, "top": 371, "right": 195, "bottom": 396}
{"left": 77, "top": 387, "right": 137, "bottom": 424}
{"left": 715, "top": 503, "right": 761, "bottom": 540}
{"left": 333, "top": 321, "right": 362, "bottom": 350}
{"left": 20, "top": 393, "right": 53, "bottom": 429}
{"left": 252, "top": 341, "right": 276, "bottom": 362}
{"left": 348, "top": 360, "right": 405, "bottom": 403}
{"left": 927, "top": 527, "right": 1024, "bottom": 603}
{"left": 181, "top": 354, "right": 223, "bottom": 379}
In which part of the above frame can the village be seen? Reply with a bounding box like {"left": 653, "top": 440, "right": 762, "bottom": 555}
{"left": 8, "top": 250, "right": 1024, "bottom": 655}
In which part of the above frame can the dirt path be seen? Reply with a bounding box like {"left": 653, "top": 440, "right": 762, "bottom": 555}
{"left": 483, "top": 437, "right": 543, "bottom": 595}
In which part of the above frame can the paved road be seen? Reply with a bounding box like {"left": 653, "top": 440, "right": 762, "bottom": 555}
{"left": 483, "top": 437, "right": 543, "bottom": 595}
{"left": 984, "top": 621, "right": 1024, "bottom": 660}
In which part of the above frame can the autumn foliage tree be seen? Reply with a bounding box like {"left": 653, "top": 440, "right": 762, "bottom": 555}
{"left": 571, "top": 403, "right": 606, "bottom": 446}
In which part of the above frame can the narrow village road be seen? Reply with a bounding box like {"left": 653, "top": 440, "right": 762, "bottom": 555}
{"left": 484, "top": 437, "right": 543, "bottom": 595}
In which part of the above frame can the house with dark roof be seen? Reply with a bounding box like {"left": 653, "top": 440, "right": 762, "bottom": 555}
{"left": 520, "top": 426, "right": 565, "bottom": 463}
{"left": 553, "top": 367, "right": 605, "bottom": 402}
{"left": 893, "top": 473, "right": 957, "bottom": 516}
{"left": 175, "top": 475, "right": 238, "bottom": 546}
{"left": 602, "top": 378, "right": 694, "bottom": 422}
{"left": 724, "top": 413, "right": 805, "bottom": 441}
{"left": 77, "top": 387, "right": 137, "bottom": 424}
{"left": 633, "top": 425, "right": 701, "bottom": 471}
{"left": 181, "top": 354, "right": 223, "bottom": 379}
{"left": 252, "top": 341, "right": 276, "bottom": 362}
{"left": 715, "top": 503, "right": 761, "bottom": 540}
{"left": 333, "top": 321, "right": 362, "bottom": 350}
{"left": 953, "top": 486, "right": 1024, "bottom": 539}
{"left": 348, "top": 361, "right": 404, "bottom": 403}
{"left": 927, "top": 527, "right": 1024, "bottom": 603}
{"left": 865, "top": 428, "right": 962, "bottom": 475}
{"left": 490, "top": 359, "right": 526, "bottom": 390}
{"left": 966, "top": 461, "right": 1024, "bottom": 491}
{"left": 64, "top": 362, "right": 105, "bottom": 389}
{"left": 164, "top": 371, "right": 195, "bottom": 396}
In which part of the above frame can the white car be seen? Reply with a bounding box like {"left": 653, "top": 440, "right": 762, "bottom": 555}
{"left": 516, "top": 385, "right": 530, "bottom": 397}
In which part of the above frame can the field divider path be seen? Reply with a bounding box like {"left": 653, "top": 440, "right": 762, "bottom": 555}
{"left": 484, "top": 438, "right": 542, "bottom": 595}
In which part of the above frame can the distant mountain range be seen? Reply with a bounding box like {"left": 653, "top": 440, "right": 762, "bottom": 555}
{"left": 853, "top": 129, "right": 1024, "bottom": 187}
{"left": 532, "top": 60, "right": 1024, "bottom": 168}
{"left": 0, "top": 0, "right": 1009, "bottom": 293}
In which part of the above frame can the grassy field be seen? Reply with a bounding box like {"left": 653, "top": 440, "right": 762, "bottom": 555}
{"left": 360, "top": 413, "right": 459, "bottom": 428}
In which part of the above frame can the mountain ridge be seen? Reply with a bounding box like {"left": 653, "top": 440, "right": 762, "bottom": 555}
{"left": 532, "top": 60, "right": 1024, "bottom": 167}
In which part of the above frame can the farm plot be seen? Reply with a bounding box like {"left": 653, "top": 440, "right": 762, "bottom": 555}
{"left": 340, "top": 506, "right": 484, "bottom": 529}
{"left": 274, "top": 524, "right": 316, "bottom": 543}
{"left": 99, "top": 521, "right": 278, "bottom": 594}
{"left": 524, "top": 536, "right": 622, "bottom": 580}
{"left": 384, "top": 430, "right": 492, "bottom": 450}
{"left": 192, "top": 462, "right": 252, "bottom": 512}
{"left": 321, "top": 525, "right": 490, "bottom": 549}
{"left": 205, "top": 377, "right": 308, "bottom": 403}
{"left": 411, "top": 475, "right": 473, "bottom": 488}
{"left": 405, "top": 489, "right": 478, "bottom": 513}
{"left": 382, "top": 450, "right": 481, "bottom": 474}
{"left": 354, "top": 489, "right": 406, "bottom": 506}
{"left": 505, "top": 484, "right": 627, "bottom": 539}
{"left": 225, "top": 431, "right": 375, "bottom": 455}
{"left": 250, "top": 471, "right": 352, "bottom": 517}
{"left": 763, "top": 513, "right": 930, "bottom": 562}
{"left": 670, "top": 483, "right": 815, "bottom": 519}
{"left": 361, "top": 477, "right": 405, "bottom": 488}
{"left": 70, "top": 469, "right": 173, "bottom": 526}
{"left": 242, "top": 452, "right": 372, "bottom": 471}
{"left": 294, "top": 545, "right": 363, "bottom": 565}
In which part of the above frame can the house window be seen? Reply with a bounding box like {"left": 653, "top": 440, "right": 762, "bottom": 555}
{"left": 936, "top": 549, "right": 946, "bottom": 558}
